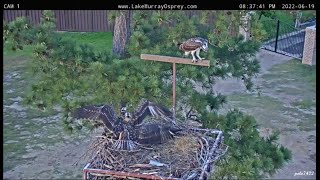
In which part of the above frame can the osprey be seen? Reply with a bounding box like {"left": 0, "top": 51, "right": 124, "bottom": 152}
{"left": 178, "top": 37, "right": 209, "bottom": 63}
{"left": 110, "top": 118, "right": 182, "bottom": 150}
{"left": 120, "top": 98, "right": 176, "bottom": 125}
{"left": 72, "top": 99, "right": 181, "bottom": 150}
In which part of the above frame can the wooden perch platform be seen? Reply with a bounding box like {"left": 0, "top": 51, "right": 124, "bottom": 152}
{"left": 140, "top": 54, "right": 210, "bottom": 67}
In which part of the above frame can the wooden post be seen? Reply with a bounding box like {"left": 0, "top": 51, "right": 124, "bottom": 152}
{"left": 140, "top": 54, "right": 210, "bottom": 118}
{"left": 172, "top": 62, "right": 176, "bottom": 118}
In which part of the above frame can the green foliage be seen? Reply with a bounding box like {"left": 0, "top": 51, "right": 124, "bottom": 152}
{"left": 204, "top": 109, "right": 292, "bottom": 179}
{"left": 251, "top": 18, "right": 268, "bottom": 42}
{"left": 256, "top": 11, "right": 276, "bottom": 20}
{"left": 212, "top": 156, "right": 261, "bottom": 179}
{"left": 300, "top": 10, "right": 316, "bottom": 22}
{"left": 292, "top": 99, "right": 315, "bottom": 109}
{"left": 255, "top": 10, "right": 298, "bottom": 41}
{"left": 3, "top": 16, "right": 31, "bottom": 50}
{"left": 274, "top": 11, "right": 295, "bottom": 24}
{"left": 256, "top": 10, "right": 295, "bottom": 24}
{"left": 107, "top": 10, "right": 127, "bottom": 23}
{"left": 4, "top": 11, "right": 291, "bottom": 179}
{"left": 280, "top": 145, "right": 292, "bottom": 161}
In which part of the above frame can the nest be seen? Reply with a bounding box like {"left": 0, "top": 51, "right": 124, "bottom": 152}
{"left": 82, "top": 128, "right": 228, "bottom": 180}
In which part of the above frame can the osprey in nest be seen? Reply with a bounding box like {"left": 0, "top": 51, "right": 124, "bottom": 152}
{"left": 178, "top": 37, "right": 209, "bottom": 63}
{"left": 72, "top": 99, "right": 181, "bottom": 151}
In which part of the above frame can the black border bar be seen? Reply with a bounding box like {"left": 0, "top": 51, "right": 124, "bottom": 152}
{"left": 2, "top": 0, "right": 317, "bottom": 10}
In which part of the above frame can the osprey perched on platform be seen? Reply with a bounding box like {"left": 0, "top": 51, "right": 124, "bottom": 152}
{"left": 72, "top": 99, "right": 180, "bottom": 150}
{"left": 178, "top": 37, "right": 209, "bottom": 63}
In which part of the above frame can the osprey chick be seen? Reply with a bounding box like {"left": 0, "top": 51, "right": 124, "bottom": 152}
{"left": 72, "top": 99, "right": 180, "bottom": 150}
{"left": 178, "top": 37, "right": 209, "bottom": 63}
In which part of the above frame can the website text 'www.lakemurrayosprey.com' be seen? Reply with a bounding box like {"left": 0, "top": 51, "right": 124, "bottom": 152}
{"left": 118, "top": 4, "right": 198, "bottom": 10}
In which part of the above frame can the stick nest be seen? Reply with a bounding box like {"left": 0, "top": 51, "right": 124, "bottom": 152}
{"left": 83, "top": 129, "right": 228, "bottom": 180}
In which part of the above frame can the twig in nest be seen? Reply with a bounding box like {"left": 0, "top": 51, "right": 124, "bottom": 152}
{"left": 197, "top": 137, "right": 206, "bottom": 164}
{"left": 95, "top": 135, "right": 108, "bottom": 139}
{"left": 73, "top": 137, "right": 108, "bottom": 166}
{"left": 200, "top": 136, "right": 209, "bottom": 161}
{"left": 181, "top": 168, "right": 201, "bottom": 180}
{"left": 129, "top": 164, "right": 153, "bottom": 169}
{"left": 139, "top": 146, "right": 154, "bottom": 150}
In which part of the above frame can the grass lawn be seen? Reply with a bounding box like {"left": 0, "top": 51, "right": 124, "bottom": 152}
{"left": 4, "top": 31, "right": 113, "bottom": 58}
{"left": 58, "top": 32, "right": 113, "bottom": 52}
{"left": 227, "top": 59, "right": 316, "bottom": 132}
{"left": 262, "top": 59, "right": 316, "bottom": 91}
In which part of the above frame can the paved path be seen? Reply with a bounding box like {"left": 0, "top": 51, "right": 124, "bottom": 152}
{"left": 212, "top": 49, "right": 292, "bottom": 95}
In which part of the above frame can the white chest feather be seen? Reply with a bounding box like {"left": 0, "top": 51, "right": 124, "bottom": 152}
{"left": 184, "top": 49, "right": 198, "bottom": 55}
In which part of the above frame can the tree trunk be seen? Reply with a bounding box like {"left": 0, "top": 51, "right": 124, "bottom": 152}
{"left": 226, "top": 11, "right": 240, "bottom": 37}
{"left": 112, "top": 10, "right": 133, "bottom": 58}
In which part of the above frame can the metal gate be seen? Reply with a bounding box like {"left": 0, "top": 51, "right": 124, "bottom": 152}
{"left": 260, "top": 18, "right": 311, "bottom": 59}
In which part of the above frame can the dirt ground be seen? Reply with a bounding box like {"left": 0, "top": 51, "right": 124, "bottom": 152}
{"left": 214, "top": 50, "right": 316, "bottom": 179}
{"left": 3, "top": 49, "right": 316, "bottom": 179}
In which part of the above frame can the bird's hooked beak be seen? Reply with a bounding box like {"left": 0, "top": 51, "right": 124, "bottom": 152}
{"left": 202, "top": 42, "right": 209, "bottom": 52}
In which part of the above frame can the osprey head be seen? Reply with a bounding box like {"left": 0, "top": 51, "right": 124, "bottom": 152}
{"left": 200, "top": 39, "right": 209, "bottom": 52}
{"left": 124, "top": 112, "right": 132, "bottom": 123}
{"left": 120, "top": 102, "right": 127, "bottom": 116}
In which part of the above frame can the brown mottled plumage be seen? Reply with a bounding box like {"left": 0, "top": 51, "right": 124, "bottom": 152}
{"left": 72, "top": 99, "right": 180, "bottom": 151}
{"left": 125, "top": 98, "right": 176, "bottom": 125}
{"left": 178, "top": 37, "right": 209, "bottom": 63}
{"left": 110, "top": 121, "right": 182, "bottom": 150}
{"left": 73, "top": 104, "right": 116, "bottom": 132}
{"left": 136, "top": 123, "right": 182, "bottom": 144}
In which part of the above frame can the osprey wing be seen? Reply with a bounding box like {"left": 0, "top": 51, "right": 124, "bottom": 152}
{"left": 73, "top": 104, "right": 116, "bottom": 131}
{"left": 132, "top": 99, "right": 175, "bottom": 125}
{"left": 136, "top": 123, "right": 182, "bottom": 144}
{"left": 179, "top": 38, "right": 202, "bottom": 52}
